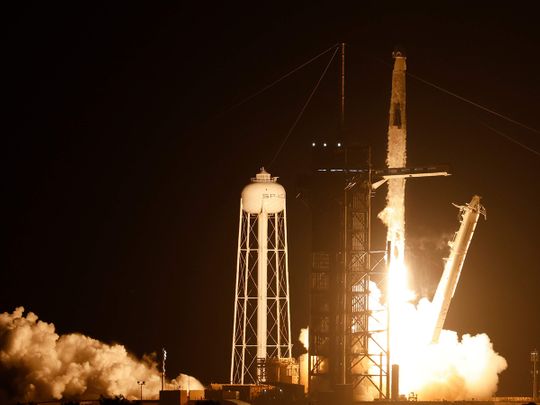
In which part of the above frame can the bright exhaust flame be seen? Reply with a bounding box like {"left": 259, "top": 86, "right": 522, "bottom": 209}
{"left": 374, "top": 126, "right": 507, "bottom": 400}
{"left": 0, "top": 307, "right": 203, "bottom": 403}
{"left": 367, "top": 279, "right": 507, "bottom": 400}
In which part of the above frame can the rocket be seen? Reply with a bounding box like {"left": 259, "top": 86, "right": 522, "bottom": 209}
{"left": 383, "top": 50, "right": 408, "bottom": 265}
{"left": 430, "top": 195, "right": 486, "bottom": 343}
{"left": 388, "top": 50, "right": 407, "bottom": 135}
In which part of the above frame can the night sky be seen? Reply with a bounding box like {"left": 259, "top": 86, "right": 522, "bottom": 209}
{"left": 4, "top": 2, "right": 539, "bottom": 397}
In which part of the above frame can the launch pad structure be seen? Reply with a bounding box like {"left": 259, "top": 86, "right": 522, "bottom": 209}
{"left": 227, "top": 46, "right": 488, "bottom": 404}
{"left": 308, "top": 144, "right": 388, "bottom": 399}
{"left": 308, "top": 146, "right": 449, "bottom": 401}
{"left": 307, "top": 49, "right": 449, "bottom": 402}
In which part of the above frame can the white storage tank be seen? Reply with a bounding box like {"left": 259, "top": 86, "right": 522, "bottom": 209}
{"left": 231, "top": 167, "right": 293, "bottom": 385}
{"left": 241, "top": 168, "right": 285, "bottom": 214}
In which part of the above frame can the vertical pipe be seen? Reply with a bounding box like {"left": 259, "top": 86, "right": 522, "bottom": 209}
{"left": 257, "top": 210, "right": 268, "bottom": 364}
{"left": 275, "top": 212, "right": 281, "bottom": 358}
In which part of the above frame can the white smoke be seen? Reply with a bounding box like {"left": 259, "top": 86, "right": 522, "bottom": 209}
{"left": 364, "top": 282, "right": 508, "bottom": 401}
{"left": 404, "top": 330, "right": 508, "bottom": 400}
{"left": 389, "top": 297, "right": 507, "bottom": 400}
{"left": 0, "top": 307, "right": 203, "bottom": 403}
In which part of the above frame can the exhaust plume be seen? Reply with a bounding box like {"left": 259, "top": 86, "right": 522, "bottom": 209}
{"left": 367, "top": 287, "right": 507, "bottom": 400}
{"left": 0, "top": 307, "right": 203, "bottom": 403}
{"left": 369, "top": 51, "right": 507, "bottom": 401}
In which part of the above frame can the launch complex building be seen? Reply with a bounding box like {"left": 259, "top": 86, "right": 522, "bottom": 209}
{"left": 224, "top": 45, "right": 507, "bottom": 405}
{"left": 22, "top": 46, "right": 538, "bottom": 405}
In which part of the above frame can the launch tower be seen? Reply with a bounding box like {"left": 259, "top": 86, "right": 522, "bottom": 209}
{"left": 308, "top": 49, "right": 449, "bottom": 401}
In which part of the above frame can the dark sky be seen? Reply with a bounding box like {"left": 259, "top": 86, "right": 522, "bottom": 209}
{"left": 4, "top": 2, "right": 539, "bottom": 397}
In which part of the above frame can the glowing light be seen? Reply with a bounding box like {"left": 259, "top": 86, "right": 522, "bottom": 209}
{"left": 371, "top": 128, "right": 507, "bottom": 400}
{"left": 371, "top": 67, "right": 507, "bottom": 399}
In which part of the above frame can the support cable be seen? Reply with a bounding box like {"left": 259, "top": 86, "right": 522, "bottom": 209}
{"left": 369, "top": 54, "right": 539, "bottom": 135}
{"left": 367, "top": 54, "right": 540, "bottom": 158}
{"left": 223, "top": 43, "right": 340, "bottom": 115}
{"left": 408, "top": 72, "right": 540, "bottom": 158}
{"left": 405, "top": 70, "right": 540, "bottom": 135}
{"left": 268, "top": 45, "right": 339, "bottom": 168}
{"left": 479, "top": 122, "right": 540, "bottom": 157}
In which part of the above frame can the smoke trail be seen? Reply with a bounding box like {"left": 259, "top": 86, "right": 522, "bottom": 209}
{"left": 0, "top": 307, "right": 203, "bottom": 403}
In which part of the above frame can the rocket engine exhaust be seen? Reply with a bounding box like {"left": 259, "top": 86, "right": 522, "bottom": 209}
{"left": 372, "top": 51, "right": 507, "bottom": 401}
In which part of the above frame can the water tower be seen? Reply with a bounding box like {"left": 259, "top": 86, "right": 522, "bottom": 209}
{"left": 230, "top": 168, "right": 294, "bottom": 384}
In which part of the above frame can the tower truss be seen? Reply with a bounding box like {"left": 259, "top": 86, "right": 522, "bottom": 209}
{"left": 346, "top": 169, "right": 389, "bottom": 399}
{"left": 230, "top": 170, "right": 293, "bottom": 385}
{"left": 308, "top": 146, "right": 390, "bottom": 400}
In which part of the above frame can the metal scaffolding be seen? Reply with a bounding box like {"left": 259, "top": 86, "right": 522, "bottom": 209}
{"left": 230, "top": 171, "right": 293, "bottom": 385}
{"left": 346, "top": 169, "right": 389, "bottom": 398}
{"left": 308, "top": 146, "right": 390, "bottom": 400}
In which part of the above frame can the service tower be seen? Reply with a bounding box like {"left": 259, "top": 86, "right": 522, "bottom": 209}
{"left": 230, "top": 168, "right": 294, "bottom": 385}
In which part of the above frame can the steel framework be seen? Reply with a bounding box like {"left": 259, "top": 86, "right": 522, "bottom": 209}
{"left": 230, "top": 202, "right": 292, "bottom": 384}
{"left": 346, "top": 172, "right": 389, "bottom": 399}
{"left": 308, "top": 146, "right": 390, "bottom": 400}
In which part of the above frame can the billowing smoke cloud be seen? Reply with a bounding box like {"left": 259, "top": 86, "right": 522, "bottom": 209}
{"left": 402, "top": 329, "right": 508, "bottom": 400}
{"left": 0, "top": 307, "right": 203, "bottom": 403}
{"left": 366, "top": 285, "right": 507, "bottom": 401}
